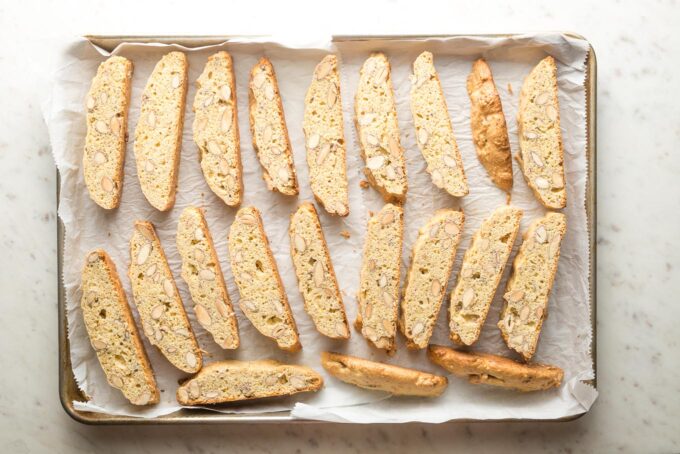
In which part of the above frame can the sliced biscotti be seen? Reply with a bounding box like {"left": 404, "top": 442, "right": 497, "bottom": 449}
{"left": 449, "top": 206, "right": 523, "bottom": 346}
{"left": 517, "top": 56, "right": 567, "bottom": 209}
{"left": 228, "top": 206, "right": 301, "bottom": 351}
{"left": 249, "top": 58, "right": 298, "bottom": 196}
{"left": 83, "top": 56, "right": 133, "bottom": 209}
{"left": 355, "top": 53, "right": 408, "bottom": 202}
{"left": 128, "top": 222, "right": 202, "bottom": 373}
{"left": 176, "top": 360, "right": 323, "bottom": 405}
{"left": 303, "top": 55, "right": 349, "bottom": 216}
{"left": 134, "top": 51, "right": 188, "bottom": 211}
{"left": 356, "top": 204, "right": 404, "bottom": 353}
{"left": 400, "top": 210, "right": 465, "bottom": 349}
{"left": 410, "top": 51, "right": 468, "bottom": 197}
{"left": 192, "top": 51, "right": 242, "bottom": 207}
{"left": 467, "top": 58, "right": 513, "bottom": 192}
{"left": 498, "top": 212, "right": 567, "bottom": 361}
{"left": 177, "top": 207, "right": 240, "bottom": 349}
{"left": 321, "top": 352, "right": 447, "bottom": 397}
{"left": 81, "top": 250, "right": 159, "bottom": 405}
{"left": 289, "top": 202, "right": 349, "bottom": 339}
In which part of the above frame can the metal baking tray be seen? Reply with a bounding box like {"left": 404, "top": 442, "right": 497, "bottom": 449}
{"left": 58, "top": 34, "right": 597, "bottom": 424}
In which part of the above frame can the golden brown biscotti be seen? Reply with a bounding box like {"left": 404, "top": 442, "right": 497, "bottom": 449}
{"left": 321, "top": 352, "right": 448, "bottom": 397}
{"left": 467, "top": 58, "right": 513, "bottom": 192}
{"left": 81, "top": 250, "right": 160, "bottom": 406}
{"left": 176, "top": 360, "right": 323, "bottom": 405}
{"left": 128, "top": 222, "right": 202, "bottom": 373}
{"left": 449, "top": 206, "right": 523, "bottom": 346}
{"left": 303, "top": 55, "right": 349, "bottom": 216}
{"left": 355, "top": 53, "right": 408, "bottom": 202}
{"left": 517, "top": 56, "right": 567, "bottom": 209}
{"left": 428, "top": 345, "right": 563, "bottom": 392}
{"left": 192, "top": 51, "right": 242, "bottom": 207}
{"left": 400, "top": 210, "right": 465, "bottom": 349}
{"left": 228, "top": 206, "right": 301, "bottom": 351}
{"left": 83, "top": 56, "right": 133, "bottom": 209}
{"left": 498, "top": 212, "right": 567, "bottom": 361}
{"left": 134, "top": 51, "right": 188, "bottom": 211}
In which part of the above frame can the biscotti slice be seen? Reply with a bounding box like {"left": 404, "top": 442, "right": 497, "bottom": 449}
{"left": 248, "top": 58, "right": 298, "bottom": 196}
{"left": 81, "top": 250, "right": 159, "bottom": 405}
{"left": 517, "top": 56, "right": 567, "bottom": 209}
{"left": 400, "top": 210, "right": 465, "bottom": 349}
{"left": 321, "top": 352, "right": 447, "bottom": 397}
{"left": 177, "top": 207, "right": 240, "bottom": 349}
{"left": 355, "top": 53, "right": 408, "bottom": 202}
{"left": 449, "top": 206, "right": 523, "bottom": 346}
{"left": 228, "top": 206, "right": 301, "bottom": 351}
{"left": 128, "top": 222, "right": 202, "bottom": 373}
{"left": 303, "top": 55, "right": 349, "bottom": 216}
{"left": 134, "top": 51, "right": 188, "bottom": 211}
{"left": 467, "top": 59, "right": 513, "bottom": 192}
{"left": 356, "top": 203, "right": 404, "bottom": 353}
{"left": 83, "top": 56, "right": 133, "bottom": 209}
{"left": 192, "top": 51, "right": 242, "bottom": 207}
{"left": 410, "top": 51, "right": 468, "bottom": 197}
{"left": 289, "top": 202, "right": 349, "bottom": 339}
{"left": 498, "top": 212, "right": 567, "bottom": 361}
{"left": 176, "top": 360, "right": 323, "bottom": 405}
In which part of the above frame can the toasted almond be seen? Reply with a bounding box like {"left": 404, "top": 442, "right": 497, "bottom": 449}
{"left": 219, "top": 84, "right": 231, "bottom": 101}
{"left": 373, "top": 65, "right": 388, "bottom": 85}
{"left": 177, "top": 387, "right": 188, "bottom": 402}
{"left": 242, "top": 300, "right": 258, "bottom": 313}
{"left": 316, "top": 143, "right": 331, "bottom": 165}
{"left": 380, "top": 210, "right": 394, "bottom": 225}
{"left": 134, "top": 392, "right": 151, "bottom": 406}
{"left": 443, "top": 155, "right": 457, "bottom": 168}
{"left": 195, "top": 116, "right": 208, "bottom": 133}
{"left": 535, "top": 91, "right": 550, "bottom": 105}
{"left": 335, "top": 322, "right": 348, "bottom": 337}
{"left": 545, "top": 105, "right": 558, "bottom": 122}
{"left": 239, "top": 213, "right": 257, "bottom": 225}
{"left": 431, "top": 169, "right": 443, "bottom": 188}
{"left": 136, "top": 243, "right": 151, "bottom": 265}
{"left": 444, "top": 222, "right": 460, "bottom": 236}
{"left": 382, "top": 291, "right": 394, "bottom": 305}
{"left": 462, "top": 288, "right": 475, "bottom": 307}
{"left": 316, "top": 60, "right": 333, "bottom": 80}
{"left": 461, "top": 267, "right": 473, "bottom": 279}
{"left": 294, "top": 234, "right": 307, "bottom": 253}
{"left": 520, "top": 306, "right": 530, "bottom": 321}
{"left": 262, "top": 124, "right": 273, "bottom": 143}
{"left": 411, "top": 322, "right": 424, "bottom": 337}
{"left": 86, "top": 96, "right": 96, "bottom": 110}
{"left": 199, "top": 269, "right": 215, "bottom": 281}
{"left": 429, "top": 224, "right": 440, "bottom": 238}
{"left": 388, "top": 135, "right": 401, "bottom": 157}
{"left": 535, "top": 176, "right": 550, "bottom": 189}
{"left": 505, "top": 289, "right": 525, "bottom": 303}
{"left": 531, "top": 151, "right": 544, "bottom": 167}
{"left": 219, "top": 158, "right": 230, "bottom": 175}
{"left": 365, "top": 133, "right": 379, "bottom": 147}
{"left": 100, "top": 176, "right": 114, "bottom": 193}
{"left": 265, "top": 374, "right": 278, "bottom": 386}
{"left": 162, "top": 279, "right": 174, "bottom": 297}
{"left": 171, "top": 75, "right": 181, "bottom": 89}
{"left": 109, "top": 116, "right": 121, "bottom": 136}
{"left": 221, "top": 108, "right": 233, "bottom": 132}
{"left": 549, "top": 233, "right": 562, "bottom": 257}
{"left": 239, "top": 271, "right": 253, "bottom": 282}
{"left": 185, "top": 352, "right": 197, "bottom": 369}
{"left": 110, "top": 375, "right": 123, "bottom": 388}
{"left": 93, "top": 151, "right": 107, "bottom": 165}
{"left": 417, "top": 128, "right": 429, "bottom": 145}
{"left": 552, "top": 172, "right": 565, "bottom": 189}
{"left": 307, "top": 133, "right": 320, "bottom": 149}
{"left": 87, "top": 252, "right": 99, "bottom": 264}
{"left": 313, "top": 261, "right": 324, "bottom": 286}
{"left": 95, "top": 120, "right": 108, "bottom": 134}
{"left": 150, "top": 304, "right": 164, "bottom": 320}
{"left": 524, "top": 131, "right": 538, "bottom": 140}
{"left": 145, "top": 264, "right": 157, "bottom": 277}
{"left": 385, "top": 165, "right": 397, "bottom": 180}
{"left": 364, "top": 326, "right": 377, "bottom": 342}
{"left": 272, "top": 325, "right": 286, "bottom": 338}
{"left": 154, "top": 329, "right": 163, "bottom": 342}
{"left": 366, "top": 155, "right": 385, "bottom": 170}
{"left": 92, "top": 339, "right": 107, "bottom": 350}
{"left": 99, "top": 92, "right": 108, "bottom": 104}
{"left": 207, "top": 141, "right": 222, "bottom": 155}
{"left": 431, "top": 279, "right": 441, "bottom": 297}
{"left": 382, "top": 319, "right": 392, "bottom": 332}
{"left": 215, "top": 298, "right": 231, "bottom": 319}
{"left": 193, "top": 247, "right": 205, "bottom": 263}
{"left": 378, "top": 274, "right": 387, "bottom": 288}
{"left": 364, "top": 303, "right": 373, "bottom": 319}
{"left": 189, "top": 381, "right": 201, "bottom": 399}
{"left": 277, "top": 167, "right": 290, "bottom": 183}
{"left": 535, "top": 225, "right": 548, "bottom": 244}
{"left": 174, "top": 327, "right": 191, "bottom": 338}
{"left": 264, "top": 84, "right": 275, "bottom": 101}
{"left": 290, "top": 376, "right": 306, "bottom": 390}
{"left": 327, "top": 85, "right": 337, "bottom": 107}
{"left": 195, "top": 304, "right": 212, "bottom": 326}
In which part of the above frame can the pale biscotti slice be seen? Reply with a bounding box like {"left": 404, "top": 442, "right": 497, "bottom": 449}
{"left": 83, "top": 56, "right": 133, "bottom": 209}
{"left": 228, "top": 206, "right": 301, "bottom": 351}
{"left": 289, "top": 202, "right": 349, "bottom": 339}
{"left": 356, "top": 204, "right": 404, "bottom": 353}
{"left": 517, "top": 56, "right": 567, "bottom": 209}
{"left": 428, "top": 345, "right": 563, "bottom": 392}
{"left": 176, "top": 360, "right": 323, "bottom": 405}
{"left": 498, "top": 212, "right": 567, "bottom": 361}
{"left": 303, "top": 55, "right": 349, "bottom": 216}
{"left": 81, "top": 250, "right": 159, "bottom": 405}
{"left": 321, "top": 352, "right": 447, "bottom": 397}
{"left": 467, "top": 59, "right": 513, "bottom": 192}
{"left": 128, "top": 222, "right": 202, "bottom": 373}
{"left": 176, "top": 207, "right": 240, "bottom": 349}
{"left": 400, "top": 210, "right": 465, "bottom": 349}
{"left": 355, "top": 53, "right": 408, "bottom": 202}
{"left": 134, "top": 51, "right": 188, "bottom": 211}
{"left": 410, "top": 51, "right": 468, "bottom": 197}
{"left": 192, "top": 51, "right": 242, "bottom": 207}
{"left": 249, "top": 58, "right": 298, "bottom": 196}
{"left": 449, "top": 206, "right": 523, "bottom": 346}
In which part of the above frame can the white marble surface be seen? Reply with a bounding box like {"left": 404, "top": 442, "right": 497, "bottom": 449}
{"left": 0, "top": 0, "right": 678, "bottom": 452}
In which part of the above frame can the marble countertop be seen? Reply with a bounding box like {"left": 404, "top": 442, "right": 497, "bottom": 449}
{"left": 1, "top": 0, "right": 678, "bottom": 452}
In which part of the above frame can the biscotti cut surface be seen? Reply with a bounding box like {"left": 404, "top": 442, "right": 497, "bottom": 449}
{"left": 449, "top": 206, "right": 523, "bottom": 346}
{"left": 410, "top": 51, "right": 468, "bottom": 197}
{"left": 83, "top": 56, "right": 133, "bottom": 209}
{"left": 303, "top": 55, "right": 349, "bottom": 216}
{"left": 289, "top": 202, "right": 349, "bottom": 339}
{"left": 355, "top": 53, "right": 408, "bottom": 202}
{"left": 467, "top": 59, "right": 513, "bottom": 192}
{"left": 176, "top": 360, "right": 323, "bottom": 405}
{"left": 517, "top": 56, "right": 567, "bottom": 209}
{"left": 81, "top": 250, "right": 159, "bottom": 406}
{"left": 321, "top": 352, "right": 447, "bottom": 397}
{"left": 177, "top": 207, "right": 240, "bottom": 349}
{"left": 498, "top": 212, "right": 566, "bottom": 361}
{"left": 400, "top": 210, "right": 465, "bottom": 349}
{"left": 128, "top": 222, "right": 202, "bottom": 373}
{"left": 249, "top": 58, "right": 298, "bottom": 195}
{"left": 228, "top": 206, "right": 301, "bottom": 351}
{"left": 134, "top": 51, "right": 188, "bottom": 211}
{"left": 428, "top": 345, "right": 563, "bottom": 392}
{"left": 192, "top": 51, "right": 242, "bottom": 207}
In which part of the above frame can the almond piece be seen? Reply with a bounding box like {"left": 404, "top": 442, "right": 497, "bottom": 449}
{"left": 313, "top": 261, "right": 324, "bottom": 286}
{"left": 417, "top": 128, "right": 429, "bottom": 145}
{"left": 171, "top": 75, "right": 181, "bottom": 89}
{"left": 535, "top": 177, "right": 550, "bottom": 189}
{"left": 366, "top": 155, "right": 385, "bottom": 170}
{"left": 207, "top": 141, "right": 222, "bottom": 155}
{"left": 462, "top": 288, "right": 475, "bottom": 307}
{"left": 185, "top": 352, "right": 197, "bottom": 369}
{"left": 316, "top": 143, "right": 331, "bottom": 165}
{"left": 100, "top": 176, "right": 114, "bottom": 192}
{"left": 552, "top": 172, "right": 565, "bottom": 189}
{"left": 365, "top": 133, "right": 379, "bottom": 147}
{"left": 444, "top": 222, "right": 460, "bottom": 236}
{"left": 443, "top": 155, "right": 457, "bottom": 168}
{"left": 86, "top": 96, "right": 96, "bottom": 110}
{"left": 221, "top": 108, "right": 232, "bottom": 132}
{"left": 136, "top": 243, "right": 151, "bottom": 265}
{"left": 307, "top": 133, "right": 320, "bottom": 149}
{"left": 93, "top": 151, "right": 107, "bottom": 165}
{"left": 431, "top": 279, "right": 441, "bottom": 297}
{"left": 294, "top": 234, "right": 307, "bottom": 253}
{"left": 316, "top": 60, "right": 333, "bottom": 80}
{"left": 95, "top": 120, "right": 108, "bottom": 134}
{"left": 195, "top": 304, "right": 212, "bottom": 326}
{"left": 162, "top": 279, "right": 174, "bottom": 297}
{"left": 535, "top": 91, "right": 550, "bottom": 105}
{"left": 151, "top": 304, "right": 165, "bottom": 320}
{"left": 531, "top": 151, "right": 544, "bottom": 167}
{"left": 199, "top": 269, "right": 215, "bottom": 281}
{"left": 411, "top": 322, "right": 424, "bottom": 336}
{"left": 535, "top": 225, "right": 548, "bottom": 244}
{"left": 219, "top": 84, "right": 231, "bottom": 101}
